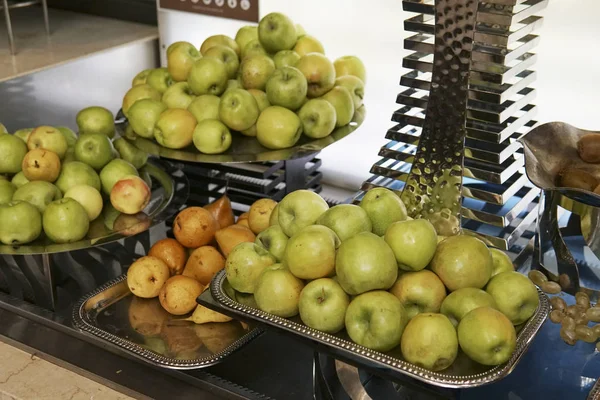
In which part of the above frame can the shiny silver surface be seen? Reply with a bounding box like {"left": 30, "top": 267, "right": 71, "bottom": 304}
{"left": 210, "top": 270, "right": 550, "bottom": 389}
{"left": 73, "top": 274, "right": 261, "bottom": 370}
{"left": 0, "top": 160, "right": 188, "bottom": 255}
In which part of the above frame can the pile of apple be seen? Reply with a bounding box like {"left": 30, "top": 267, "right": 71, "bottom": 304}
{"left": 121, "top": 12, "right": 366, "bottom": 155}
{"left": 0, "top": 107, "right": 155, "bottom": 245}
{"left": 222, "top": 188, "right": 542, "bottom": 371}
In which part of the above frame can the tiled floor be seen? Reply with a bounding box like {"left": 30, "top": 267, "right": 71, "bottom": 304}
{"left": 0, "top": 341, "right": 134, "bottom": 400}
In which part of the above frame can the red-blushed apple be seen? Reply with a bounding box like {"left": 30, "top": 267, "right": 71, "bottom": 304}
{"left": 240, "top": 55, "right": 276, "bottom": 91}
{"left": 265, "top": 66, "right": 307, "bottom": 110}
{"left": 256, "top": 106, "right": 302, "bottom": 150}
{"left": 0, "top": 200, "right": 42, "bottom": 245}
{"left": 283, "top": 224, "right": 340, "bottom": 280}
{"left": 277, "top": 189, "right": 329, "bottom": 237}
{"left": 335, "top": 75, "right": 365, "bottom": 110}
{"left": 99, "top": 159, "right": 138, "bottom": 196}
{"left": 440, "top": 288, "right": 498, "bottom": 327}
{"left": 162, "top": 82, "right": 196, "bottom": 109}
{"left": 293, "top": 35, "right": 324, "bottom": 57}
{"left": 42, "top": 198, "right": 90, "bottom": 243}
{"left": 200, "top": 34, "right": 240, "bottom": 57}
{"left": 321, "top": 86, "right": 354, "bottom": 127}
{"left": 76, "top": 107, "right": 116, "bottom": 138}
{"left": 21, "top": 149, "right": 61, "bottom": 182}
{"left": 225, "top": 242, "right": 276, "bottom": 293}
{"left": 295, "top": 53, "right": 336, "bottom": 98}
{"left": 166, "top": 41, "right": 201, "bottom": 82}
{"left": 110, "top": 175, "right": 151, "bottom": 215}
{"left": 316, "top": 204, "right": 371, "bottom": 242}
{"left": 235, "top": 26, "right": 258, "bottom": 52}
{"left": 345, "top": 291, "right": 407, "bottom": 351}
{"left": 204, "top": 45, "right": 240, "bottom": 80}
{"left": 457, "top": 307, "right": 517, "bottom": 365}
{"left": 192, "top": 119, "right": 232, "bottom": 155}
{"left": 258, "top": 12, "right": 297, "bottom": 53}
{"left": 401, "top": 313, "right": 458, "bottom": 371}
{"left": 299, "top": 278, "right": 349, "bottom": 333}
{"left": 254, "top": 264, "right": 304, "bottom": 317}
{"left": 273, "top": 50, "right": 301, "bottom": 69}
{"left": 389, "top": 270, "right": 447, "bottom": 320}
{"left": 154, "top": 108, "right": 197, "bottom": 149}
{"left": 297, "top": 99, "right": 337, "bottom": 139}
{"left": 486, "top": 271, "right": 540, "bottom": 325}
{"left": 188, "top": 95, "right": 220, "bottom": 123}
{"left": 187, "top": 57, "right": 229, "bottom": 96}
{"left": 334, "top": 55, "right": 367, "bottom": 84}
{"left": 219, "top": 89, "right": 259, "bottom": 131}
{"left": 122, "top": 84, "right": 161, "bottom": 117}
{"left": 27, "top": 125, "right": 68, "bottom": 159}
{"left": 359, "top": 187, "right": 408, "bottom": 236}
{"left": 0, "top": 134, "right": 28, "bottom": 174}
{"left": 384, "top": 219, "right": 437, "bottom": 271}
{"left": 490, "top": 248, "right": 515, "bottom": 277}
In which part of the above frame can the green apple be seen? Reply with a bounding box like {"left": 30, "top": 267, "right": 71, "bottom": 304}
{"left": 127, "top": 99, "right": 167, "bottom": 138}
{"left": 440, "top": 288, "right": 497, "bottom": 327}
{"left": 299, "top": 278, "right": 349, "bottom": 333}
{"left": 283, "top": 225, "right": 340, "bottom": 280}
{"left": 56, "top": 126, "right": 78, "bottom": 147}
{"left": 225, "top": 242, "right": 276, "bottom": 293}
{"left": 277, "top": 189, "right": 329, "bottom": 237}
{"left": 265, "top": 66, "right": 307, "bottom": 110}
{"left": 316, "top": 204, "right": 371, "bottom": 242}
{"left": 55, "top": 161, "right": 101, "bottom": 194}
{"left": 293, "top": 35, "right": 324, "bottom": 57}
{"left": 336, "top": 231, "right": 397, "bottom": 295}
{"left": 240, "top": 55, "right": 276, "bottom": 91}
{"left": 256, "top": 106, "right": 302, "bottom": 149}
{"left": 122, "top": 84, "right": 161, "bottom": 117}
{"left": 27, "top": 126, "right": 68, "bottom": 159}
{"left": 254, "top": 264, "right": 304, "bottom": 317}
{"left": 188, "top": 57, "right": 228, "bottom": 96}
{"left": 241, "top": 89, "right": 270, "bottom": 137}
{"left": 389, "top": 270, "right": 446, "bottom": 320}
{"left": 298, "top": 99, "right": 337, "bottom": 139}
{"left": 226, "top": 79, "right": 243, "bottom": 92}
{"left": 12, "top": 181, "right": 62, "bottom": 213}
{"left": 64, "top": 185, "right": 103, "bottom": 221}
{"left": 490, "top": 248, "right": 514, "bottom": 277}
{"left": 295, "top": 53, "right": 335, "bottom": 98}
{"left": 0, "top": 123, "right": 7, "bottom": 134}
{"left": 219, "top": 89, "right": 259, "bottom": 131}
{"left": 0, "top": 201, "right": 42, "bottom": 245}
{"left": 235, "top": 25, "right": 259, "bottom": 51}
{"left": 258, "top": 12, "right": 297, "bottom": 53}
{"left": 204, "top": 45, "right": 240, "bottom": 80}
{"left": 334, "top": 55, "right": 367, "bottom": 84}
{"left": 486, "top": 271, "right": 539, "bottom": 325}
{"left": 335, "top": 75, "right": 365, "bottom": 110}
{"left": 235, "top": 291, "right": 258, "bottom": 308}
{"left": 430, "top": 235, "right": 493, "bottom": 291}
{"left": 359, "top": 187, "right": 408, "bottom": 236}
{"left": 401, "top": 313, "right": 458, "bottom": 371}
{"left": 166, "top": 41, "right": 201, "bottom": 82}
{"left": 145, "top": 68, "right": 172, "bottom": 95}
{"left": 321, "top": 86, "right": 354, "bottom": 127}
{"left": 269, "top": 204, "right": 279, "bottom": 226}
{"left": 63, "top": 147, "right": 76, "bottom": 164}
{"left": 76, "top": 107, "right": 115, "bottom": 138}
{"left": 0, "top": 134, "right": 27, "bottom": 174}
{"left": 162, "top": 81, "right": 196, "bottom": 109}
{"left": 113, "top": 138, "right": 147, "bottom": 169}
{"left": 200, "top": 34, "right": 240, "bottom": 57}
{"left": 188, "top": 95, "right": 220, "bottom": 123}
{"left": 99, "top": 159, "right": 138, "bottom": 195}
{"left": 74, "top": 133, "right": 115, "bottom": 170}
{"left": 192, "top": 119, "right": 232, "bottom": 155}
{"left": 241, "top": 39, "right": 268, "bottom": 60}
{"left": 255, "top": 224, "right": 288, "bottom": 262}
{"left": 273, "top": 50, "right": 301, "bottom": 69}
{"left": 14, "top": 128, "right": 33, "bottom": 143}
{"left": 345, "top": 291, "right": 407, "bottom": 352}
{"left": 11, "top": 171, "right": 29, "bottom": 188}
{"left": 457, "top": 307, "right": 517, "bottom": 366}
{"left": 0, "top": 180, "right": 16, "bottom": 204}
{"left": 43, "top": 198, "right": 90, "bottom": 243}
{"left": 384, "top": 219, "right": 437, "bottom": 271}
{"left": 154, "top": 108, "right": 197, "bottom": 149}
{"left": 132, "top": 69, "right": 151, "bottom": 86}
{"left": 295, "top": 24, "right": 306, "bottom": 38}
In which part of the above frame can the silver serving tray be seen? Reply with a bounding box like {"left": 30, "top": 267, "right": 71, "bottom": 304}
{"left": 209, "top": 270, "right": 550, "bottom": 389}
{"left": 73, "top": 274, "right": 261, "bottom": 369}
{"left": 0, "top": 159, "right": 189, "bottom": 255}
{"left": 121, "top": 106, "right": 365, "bottom": 164}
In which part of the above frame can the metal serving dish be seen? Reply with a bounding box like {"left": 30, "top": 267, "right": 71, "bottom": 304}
{"left": 73, "top": 274, "right": 261, "bottom": 369}
{"left": 120, "top": 106, "right": 365, "bottom": 164}
{"left": 207, "top": 270, "right": 550, "bottom": 389}
{"left": 0, "top": 159, "right": 188, "bottom": 255}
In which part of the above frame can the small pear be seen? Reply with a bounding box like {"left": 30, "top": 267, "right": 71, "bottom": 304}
{"left": 185, "top": 304, "right": 232, "bottom": 324}
{"left": 215, "top": 224, "right": 256, "bottom": 256}
{"left": 204, "top": 194, "right": 235, "bottom": 229}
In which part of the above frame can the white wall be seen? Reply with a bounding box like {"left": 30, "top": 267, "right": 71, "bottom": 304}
{"left": 159, "top": 0, "right": 600, "bottom": 190}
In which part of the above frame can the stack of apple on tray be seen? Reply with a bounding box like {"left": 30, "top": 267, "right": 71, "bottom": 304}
{"left": 214, "top": 188, "right": 543, "bottom": 372}
{"left": 121, "top": 11, "right": 366, "bottom": 155}
{"left": 0, "top": 106, "right": 157, "bottom": 246}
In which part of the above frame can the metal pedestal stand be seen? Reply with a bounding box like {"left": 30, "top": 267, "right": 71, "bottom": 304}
{"left": 1, "top": 0, "right": 50, "bottom": 55}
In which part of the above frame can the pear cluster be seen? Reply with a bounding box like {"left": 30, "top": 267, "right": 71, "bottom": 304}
{"left": 222, "top": 187, "right": 541, "bottom": 371}
{"left": 122, "top": 12, "right": 366, "bottom": 155}
{"left": 0, "top": 108, "right": 153, "bottom": 245}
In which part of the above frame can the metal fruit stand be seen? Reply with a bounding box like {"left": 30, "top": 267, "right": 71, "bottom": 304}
{"left": 1, "top": 0, "right": 600, "bottom": 399}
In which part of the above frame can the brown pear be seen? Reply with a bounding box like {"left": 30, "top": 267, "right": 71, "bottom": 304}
{"left": 159, "top": 275, "right": 204, "bottom": 315}
{"left": 215, "top": 224, "right": 256, "bottom": 257}
{"left": 185, "top": 304, "right": 232, "bottom": 324}
{"left": 204, "top": 195, "right": 235, "bottom": 229}
{"left": 182, "top": 246, "right": 226, "bottom": 285}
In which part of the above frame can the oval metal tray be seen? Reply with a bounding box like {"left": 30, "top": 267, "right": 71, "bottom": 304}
{"left": 207, "top": 270, "right": 550, "bottom": 389}
{"left": 120, "top": 106, "right": 365, "bottom": 164}
{"left": 72, "top": 274, "right": 262, "bottom": 370}
{"left": 0, "top": 159, "right": 188, "bottom": 255}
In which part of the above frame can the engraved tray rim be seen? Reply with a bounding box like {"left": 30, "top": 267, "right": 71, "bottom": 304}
{"left": 72, "top": 274, "right": 263, "bottom": 370}
{"left": 209, "top": 269, "right": 550, "bottom": 389}
{"left": 0, "top": 159, "right": 189, "bottom": 256}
